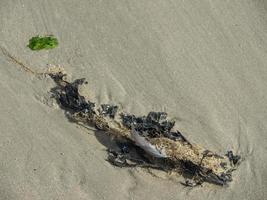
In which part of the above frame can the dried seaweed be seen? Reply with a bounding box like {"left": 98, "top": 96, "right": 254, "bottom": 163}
{"left": 99, "top": 104, "right": 118, "bottom": 118}
{"left": 121, "top": 112, "right": 190, "bottom": 144}
{"left": 49, "top": 72, "right": 241, "bottom": 187}
{"left": 121, "top": 112, "right": 175, "bottom": 136}
{"left": 51, "top": 73, "right": 95, "bottom": 115}
{"left": 226, "top": 151, "right": 241, "bottom": 166}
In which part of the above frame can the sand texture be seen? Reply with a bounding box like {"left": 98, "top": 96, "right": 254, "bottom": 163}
{"left": 1, "top": 0, "right": 267, "bottom": 199}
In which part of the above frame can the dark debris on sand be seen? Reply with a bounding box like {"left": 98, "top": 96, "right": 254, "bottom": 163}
{"left": 49, "top": 73, "right": 241, "bottom": 187}
{"left": 121, "top": 112, "right": 190, "bottom": 144}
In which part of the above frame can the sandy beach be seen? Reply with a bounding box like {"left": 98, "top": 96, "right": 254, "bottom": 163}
{"left": 1, "top": 0, "right": 267, "bottom": 199}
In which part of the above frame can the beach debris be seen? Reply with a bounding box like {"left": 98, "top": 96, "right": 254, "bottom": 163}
{"left": 28, "top": 35, "right": 58, "bottom": 50}
{"left": 121, "top": 112, "right": 175, "bottom": 136}
{"left": 107, "top": 148, "right": 151, "bottom": 168}
{"left": 226, "top": 150, "right": 241, "bottom": 166}
{"left": 99, "top": 104, "right": 118, "bottom": 118}
{"left": 48, "top": 71, "right": 241, "bottom": 187}
{"left": 121, "top": 112, "right": 190, "bottom": 144}
{"left": 51, "top": 73, "right": 95, "bottom": 114}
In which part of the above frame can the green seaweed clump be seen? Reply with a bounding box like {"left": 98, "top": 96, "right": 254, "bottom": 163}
{"left": 28, "top": 35, "right": 58, "bottom": 50}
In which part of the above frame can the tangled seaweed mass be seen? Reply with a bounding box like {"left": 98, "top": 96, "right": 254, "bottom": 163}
{"left": 49, "top": 71, "right": 241, "bottom": 187}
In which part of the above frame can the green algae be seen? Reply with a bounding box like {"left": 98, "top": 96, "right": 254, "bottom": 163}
{"left": 28, "top": 35, "right": 58, "bottom": 50}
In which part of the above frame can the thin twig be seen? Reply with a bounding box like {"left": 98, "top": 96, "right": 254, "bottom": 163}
{"left": 0, "top": 46, "right": 37, "bottom": 74}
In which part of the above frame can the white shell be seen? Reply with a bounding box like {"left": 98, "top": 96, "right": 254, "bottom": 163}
{"left": 131, "top": 129, "right": 168, "bottom": 158}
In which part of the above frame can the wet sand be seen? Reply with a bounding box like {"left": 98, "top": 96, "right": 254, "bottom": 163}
{"left": 0, "top": 1, "right": 267, "bottom": 199}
